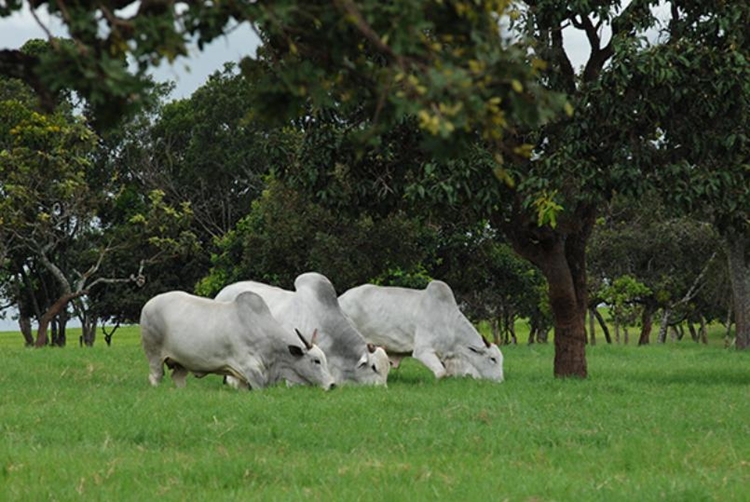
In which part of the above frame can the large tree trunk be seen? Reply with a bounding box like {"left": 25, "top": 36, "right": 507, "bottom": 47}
{"left": 725, "top": 232, "right": 750, "bottom": 349}
{"left": 545, "top": 245, "right": 588, "bottom": 378}
{"left": 501, "top": 204, "right": 594, "bottom": 378}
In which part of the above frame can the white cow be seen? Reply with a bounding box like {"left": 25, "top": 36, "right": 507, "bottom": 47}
{"left": 140, "top": 290, "right": 335, "bottom": 390}
{"left": 215, "top": 272, "right": 390, "bottom": 386}
{"left": 339, "top": 280, "right": 504, "bottom": 381}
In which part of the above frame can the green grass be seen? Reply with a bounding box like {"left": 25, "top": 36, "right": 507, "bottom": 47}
{"left": 2, "top": 326, "right": 750, "bottom": 501}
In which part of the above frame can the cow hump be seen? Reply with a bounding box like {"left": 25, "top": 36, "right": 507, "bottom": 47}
{"left": 234, "top": 290, "right": 272, "bottom": 316}
{"left": 425, "top": 280, "right": 456, "bottom": 305}
{"left": 294, "top": 272, "right": 339, "bottom": 309}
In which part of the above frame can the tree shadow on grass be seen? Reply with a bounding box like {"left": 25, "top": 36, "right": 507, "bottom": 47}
{"left": 624, "top": 366, "right": 750, "bottom": 386}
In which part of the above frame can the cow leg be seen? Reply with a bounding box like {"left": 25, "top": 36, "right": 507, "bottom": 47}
{"left": 224, "top": 375, "right": 247, "bottom": 389}
{"left": 171, "top": 366, "right": 189, "bottom": 387}
{"left": 236, "top": 360, "right": 266, "bottom": 390}
{"left": 147, "top": 359, "right": 164, "bottom": 386}
{"left": 412, "top": 347, "right": 447, "bottom": 379}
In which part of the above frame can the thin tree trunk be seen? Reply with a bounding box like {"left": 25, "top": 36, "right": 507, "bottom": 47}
{"left": 538, "top": 328, "right": 550, "bottom": 344}
{"left": 614, "top": 322, "right": 620, "bottom": 344}
{"left": 670, "top": 324, "right": 681, "bottom": 342}
{"left": 528, "top": 326, "right": 537, "bottom": 344}
{"left": 588, "top": 307, "right": 596, "bottom": 345}
{"left": 725, "top": 302, "right": 734, "bottom": 347}
{"left": 676, "top": 324, "right": 683, "bottom": 341}
{"left": 638, "top": 299, "right": 656, "bottom": 345}
{"left": 81, "top": 314, "right": 97, "bottom": 347}
{"left": 592, "top": 308, "right": 611, "bottom": 343}
{"left": 725, "top": 233, "right": 750, "bottom": 349}
{"left": 699, "top": 316, "right": 708, "bottom": 344}
{"left": 687, "top": 322, "right": 698, "bottom": 342}
{"left": 504, "top": 312, "right": 517, "bottom": 345}
{"left": 19, "top": 316, "right": 34, "bottom": 346}
{"left": 102, "top": 321, "right": 120, "bottom": 346}
{"left": 657, "top": 308, "right": 670, "bottom": 343}
{"left": 491, "top": 317, "right": 501, "bottom": 346}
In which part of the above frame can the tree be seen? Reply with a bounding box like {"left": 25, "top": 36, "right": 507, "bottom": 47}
{"left": 608, "top": 2, "right": 750, "bottom": 347}
{"left": 0, "top": 58, "right": 197, "bottom": 345}
{"left": 0, "top": 80, "right": 141, "bottom": 345}
{"left": 94, "top": 65, "right": 281, "bottom": 305}
{"left": 144, "top": 64, "right": 277, "bottom": 240}
{"left": 588, "top": 194, "right": 726, "bottom": 345}
{"left": 197, "top": 179, "right": 438, "bottom": 295}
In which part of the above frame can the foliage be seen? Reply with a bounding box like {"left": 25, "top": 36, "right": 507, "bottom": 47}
{"left": 146, "top": 64, "right": 287, "bottom": 240}
{"left": 609, "top": 3, "right": 750, "bottom": 235}
{"left": 1, "top": 1, "right": 564, "bottom": 135}
{"left": 0, "top": 83, "right": 101, "bottom": 340}
{"left": 438, "top": 223, "right": 550, "bottom": 342}
{"left": 243, "top": 1, "right": 565, "bottom": 155}
{"left": 597, "top": 2, "right": 750, "bottom": 346}
{"left": 92, "top": 67, "right": 280, "bottom": 318}
{"left": 600, "top": 275, "right": 652, "bottom": 327}
{"left": 588, "top": 194, "right": 727, "bottom": 324}
{"left": 197, "top": 179, "right": 439, "bottom": 295}
{"left": 2, "top": 327, "right": 750, "bottom": 500}
{"left": 87, "top": 189, "right": 202, "bottom": 324}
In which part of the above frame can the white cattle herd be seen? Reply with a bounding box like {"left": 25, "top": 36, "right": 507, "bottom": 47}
{"left": 140, "top": 273, "right": 505, "bottom": 390}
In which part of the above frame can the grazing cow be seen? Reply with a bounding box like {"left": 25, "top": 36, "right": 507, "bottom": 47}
{"left": 339, "top": 280, "right": 504, "bottom": 381}
{"left": 215, "top": 272, "right": 390, "bottom": 386}
{"left": 140, "top": 290, "right": 335, "bottom": 390}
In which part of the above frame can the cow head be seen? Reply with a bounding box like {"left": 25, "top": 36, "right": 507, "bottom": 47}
{"left": 459, "top": 335, "right": 504, "bottom": 381}
{"left": 286, "top": 329, "right": 336, "bottom": 390}
{"left": 353, "top": 343, "right": 390, "bottom": 386}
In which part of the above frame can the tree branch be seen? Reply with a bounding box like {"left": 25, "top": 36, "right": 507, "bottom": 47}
{"left": 333, "top": 0, "right": 404, "bottom": 67}
{"left": 550, "top": 26, "right": 576, "bottom": 95}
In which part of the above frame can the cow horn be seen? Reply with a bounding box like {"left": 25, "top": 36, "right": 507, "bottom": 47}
{"left": 311, "top": 328, "right": 319, "bottom": 345}
{"left": 481, "top": 334, "right": 491, "bottom": 348}
{"left": 367, "top": 343, "right": 376, "bottom": 354}
{"left": 295, "top": 328, "right": 312, "bottom": 350}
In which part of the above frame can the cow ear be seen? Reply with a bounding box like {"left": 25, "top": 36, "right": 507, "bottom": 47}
{"left": 288, "top": 345, "right": 305, "bottom": 357}
{"left": 311, "top": 328, "right": 319, "bottom": 345}
{"left": 367, "top": 343, "right": 376, "bottom": 354}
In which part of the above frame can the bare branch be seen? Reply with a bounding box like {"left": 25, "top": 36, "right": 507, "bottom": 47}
{"left": 673, "top": 251, "right": 718, "bottom": 308}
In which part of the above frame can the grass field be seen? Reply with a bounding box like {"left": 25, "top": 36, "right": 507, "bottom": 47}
{"left": 2, "top": 325, "right": 750, "bottom": 501}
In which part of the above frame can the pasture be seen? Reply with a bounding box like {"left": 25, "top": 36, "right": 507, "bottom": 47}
{"left": 2, "top": 326, "right": 750, "bottom": 501}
